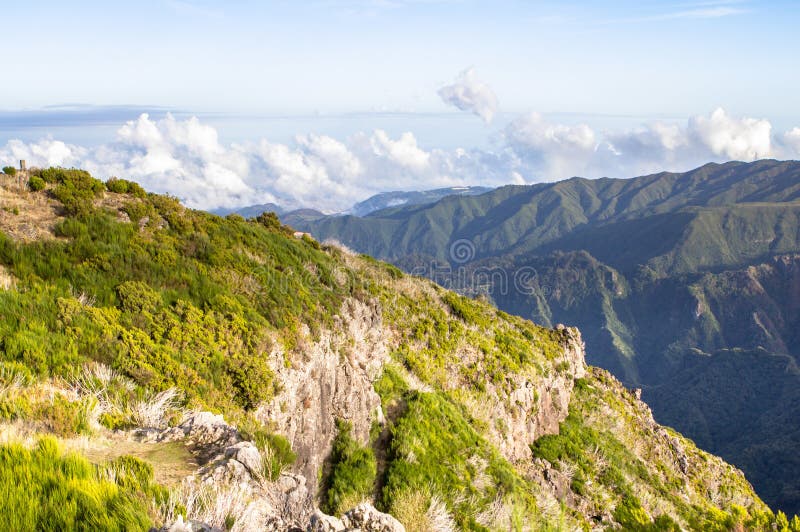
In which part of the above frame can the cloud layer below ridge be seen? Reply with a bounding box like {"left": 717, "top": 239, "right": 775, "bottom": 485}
{"left": 2, "top": 108, "right": 799, "bottom": 212}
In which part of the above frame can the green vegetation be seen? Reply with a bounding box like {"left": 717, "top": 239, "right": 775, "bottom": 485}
{"left": 0, "top": 437, "right": 164, "bottom": 530}
{"left": 105, "top": 177, "right": 147, "bottom": 197}
{"left": 293, "top": 159, "right": 800, "bottom": 516}
{"left": 0, "top": 168, "right": 363, "bottom": 418}
{"left": 382, "top": 391, "right": 534, "bottom": 530}
{"left": 531, "top": 370, "right": 798, "bottom": 531}
{"left": 239, "top": 422, "right": 297, "bottom": 481}
{"left": 2, "top": 165, "right": 16, "bottom": 176}
{"left": 323, "top": 420, "right": 377, "bottom": 516}
{"left": 0, "top": 167, "right": 791, "bottom": 530}
{"left": 27, "top": 175, "right": 46, "bottom": 191}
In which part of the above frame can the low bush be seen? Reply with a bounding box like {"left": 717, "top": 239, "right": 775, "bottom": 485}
{"left": 244, "top": 428, "right": 297, "bottom": 480}
{"left": 0, "top": 438, "right": 154, "bottom": 529}
{"left": 34, "top": 395, "right": 91, "bottom": 437}
{"left": 382, "top": 391, "right": 533, "bottom": 529}
{"left": 324, "top": 420, "right": 377, "bottom": 516}
{"left": 42, "top": 167, "right": 105, "bottom": 216}
{"left": 27, "top": 176, "right": 46, "bottom": 191}
{"left": 107, "top": 177, "right": 147, "bottom": 198}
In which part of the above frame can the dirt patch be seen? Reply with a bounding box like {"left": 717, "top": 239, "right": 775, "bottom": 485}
{"left": 0, "top": 183, "right": 143, "bottom": 242}
{"left": 70, "top": 437, "right": 198, "bottom": 487}
{"left": 0, "top": 183, "right": 65, "bottom": 242}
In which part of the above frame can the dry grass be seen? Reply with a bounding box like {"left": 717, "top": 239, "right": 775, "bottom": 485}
{"left": 389, "top": 487, "right": 458, "bottom": 532}
{"left": 159, "top": 478, "right": 251, "bottom": 528}
{"left": 0, "top": 265, "right": 16, "bottom": 290}
{"left": 475, "top": 496, "right": 513, "bottom": 530}
{"left": 79, "top": 438, "right": 196, "bottom": 487}
{"left": 0, "top": 182, "right": 146, "bottom": 243}
{"left": 389, "top": 488, "right": 430, "bottom": 532}
{"left": 132, "top": 388, "right": 184, "bottom": 429}
{"left": 0, "top": 183, "right": 64, "bottom": 241}
{"left": 322, "top": 239, "right": 357, "bottom": 256}
{"left": 426, "top": 495, "right": 457, "bottom": 532}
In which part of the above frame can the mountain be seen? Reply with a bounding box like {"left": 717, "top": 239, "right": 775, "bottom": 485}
{"left": 281, "top": 207, "right": 328, "bottom": 227}
{"left": 0, "top": 167, "right": 791, "bottom": 530}
{"left": 291, "top": 159, "right": 800, "bottom": 515}
{"left": 212, "top": 202, "right": 286, "bottom": 218}
{"left": 211, "top": 186, "right": 494, "bottom": 224}
{"left": 350, "top": 186, "right": 493, "bottom": 216}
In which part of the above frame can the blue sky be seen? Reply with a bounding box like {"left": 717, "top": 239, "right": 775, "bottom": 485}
{"left": 3, "top": 0, "right": 798, "bottom": 119}
{"left": 1, "top": 1, "right": 799, "bottom": 212}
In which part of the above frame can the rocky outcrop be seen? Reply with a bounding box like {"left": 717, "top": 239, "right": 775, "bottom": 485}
{"left": 135, "top": 411, "right": 244, "bottom": 470}
{"left": 341, "top": 504, "right": 405, "bottom": 532}
{"left": 475, "top": 325, "right": 587, "bottom": 463}
{"left": 257, "top": 298, "right": 389, "bottom": 493}
{"left": 309, "top": 504, "right": 405, "bottom": 532}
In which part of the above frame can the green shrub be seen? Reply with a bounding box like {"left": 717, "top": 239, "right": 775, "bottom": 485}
{"left": 242, "top": 428, "right": 297, "bottom": 480}
{"left": 106, "top": 177, "right": 147, "bottom": 198}
{"left": 382, "top": 391, "right": 529, "bottom": 527}
{"left": 104, "top": 455, "right": 168, "bottom": 504}
{"left": 324, "top": 420, "right": 377, "bottom": 516}
{"left": 105, "top": 177, "right": 129, "bottom": 194}
{"left": 2, "top": 166, "right": 16, "bottom": 176}
{"left": 116, "top": 281, "right": 162, "bottom": 314}
{"left": 225, "top": 354, "right": 277, "bottom": 410}
{"left": 48, "top": 168, "right": 104, "bottom": 216}
{"left": 257, "top": 211, "right": 282, "bottom": 230}
{"left": 35, "top": 395, "right": 91, "bottom": 437}
{"left": 27, "top": 176, "right": 45, "bottom": 191}
{"left": 121, "top": 200, "right": 153, "bottom": 224}
{"left": 0, "top": 438, "right": 154, "bottom": 530}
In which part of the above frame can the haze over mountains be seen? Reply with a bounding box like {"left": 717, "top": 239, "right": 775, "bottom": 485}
{"left": 290, "top": 159, "right": 800, "bottom": 515}
{"left": 214, "top": 186, "right": 494, "bottom": 220}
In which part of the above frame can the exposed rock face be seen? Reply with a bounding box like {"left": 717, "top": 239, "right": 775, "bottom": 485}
{"left": 155, "top": 515, "right": 222, "bottom": 532}
{"left": 224, "top": 442, "right": 263, "bottom": 477}
{"left": 309, "top": 504, "right": 405, "bottom": 532}
{"left": 341, "top": 503, "right": 405, "bottom": 532}
{"left": 478, "top": 325, "right": 587, "bottom": 463}
{"left": 135, "top": 411, "right": 243, "bottom": 466}
{"left": 258, "top": 298, "right": 389, "bottom": 493}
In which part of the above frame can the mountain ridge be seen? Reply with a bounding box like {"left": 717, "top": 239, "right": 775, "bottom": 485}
{"left": 0, "top": 166, "right": 790, "bottom": 530}
{"left": 291, "top": 159, "right": 800, "bottom": 515}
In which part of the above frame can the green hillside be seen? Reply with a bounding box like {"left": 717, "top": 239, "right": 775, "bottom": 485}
{"left": 0, "top": 167, "right": 792, "bottom": 530}
{"left": 293, "top": 159, "right": 800, "bottom": 516}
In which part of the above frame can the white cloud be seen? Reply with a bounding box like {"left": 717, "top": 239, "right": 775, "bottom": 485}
{"left": 504, "top": 112, "right": 598, "bottom": 178}
{"left": 783, "top": 128, "right": 800, "bottom": 156}
{"left": 367, "top": 130, "right": 430, "bottom": 171}
{"left": 504, "top": 108, "right": 780, "bottom": 181}
{"left": 688, "top": 107, "right": 772, "bottom": 160}
{"left": 438, "top": 68, "right": 499, "bottom": 124}
{"left": 0, "top": 109, "right": 797, "bottom": 213}
{"left": 1, "top": 138, "right": 86, "bottom": 168}
{"left": 656, "top": 6, "right": 746, "bottom": 20}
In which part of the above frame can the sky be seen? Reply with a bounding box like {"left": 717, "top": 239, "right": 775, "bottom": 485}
{"left": 1, "top": 0, "right": 799, "bottom": 211}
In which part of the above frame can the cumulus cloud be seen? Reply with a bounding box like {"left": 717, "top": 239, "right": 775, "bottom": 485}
{"left": 0, "top": 113, "right": 500, "bottom": 212}
{"left": 688, "top": 107, "right": 772, "bottom": 160}
{"left": 781, "top": 128, "right": 800, "bottom": 156}
{"left": 505, "top": 112, "right": 598, "bottom": 178}
{"left": 504, "top": 108, "right": 786, "bottom": 180}
{"left": 1, "top": 108, "right": 798, "bottom": 212}
{"left": 1, "top": 138, "right": 86, "bottom": 168}
{"left": 438, "top": 68, "right": 499, "bottom": 124}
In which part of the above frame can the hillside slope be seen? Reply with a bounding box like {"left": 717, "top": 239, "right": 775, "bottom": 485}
{"left": 292, "top": 159, "right": 800, "bottom": 515}
{"left": 0, "top": 168, "right": 791, "bottom": 530}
